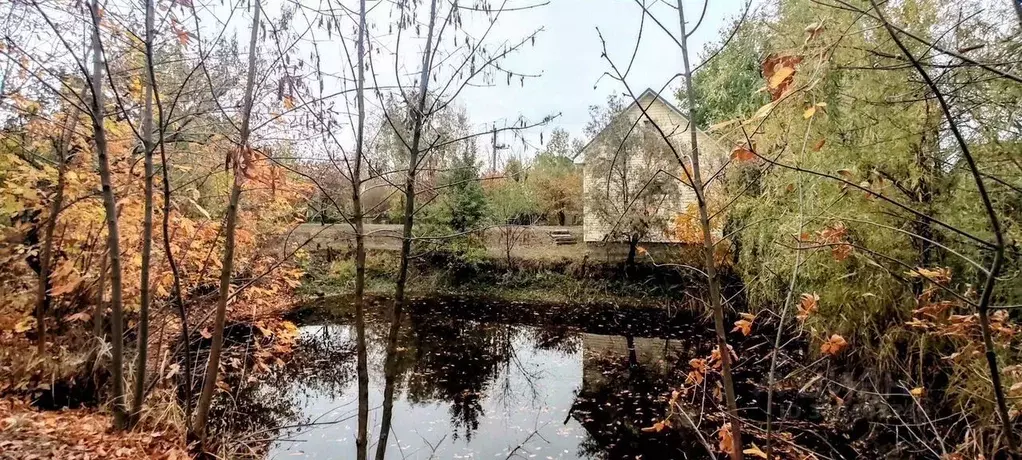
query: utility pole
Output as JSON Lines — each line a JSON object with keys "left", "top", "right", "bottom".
{"left": 491, "top": 123, "right": 507, "bottom": 173}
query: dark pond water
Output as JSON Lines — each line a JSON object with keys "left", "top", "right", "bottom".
{"left": 249, "top": 296, "right": 718, "bottom": 459}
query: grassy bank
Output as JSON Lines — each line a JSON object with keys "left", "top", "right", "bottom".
{"left": 298, "top": 246, "right": 725, "bottom": 309}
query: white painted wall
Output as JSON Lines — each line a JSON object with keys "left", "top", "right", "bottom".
{"left": 580, "top": 90, "right": 725, "bottom": 243}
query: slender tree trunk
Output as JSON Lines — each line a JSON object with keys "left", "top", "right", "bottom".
{"left": 765, "top": 120, "right": 812, "bottom": 460}
{"left": 160, "top": 133, "right": 192, "bottom": 428}
{"left": 352, "top": 0, "right": 370, "bottom": 458}
{"left": 676, "top": 1, "right": 743, "bottom": 458}
{"left": 376, "top": 2, "right": 440, "bottom": 458}
{"left": 130, "top": 0, "right": 157, "bottom": 426}
{"left": 153, "top": 34, "right": 193, "bottom": 435}
{"left": 192, "top": 0, "right": 261, "bottom": 439}
{"left": 89, "top": 0, "right": 128, "bottom": 429}
{"left": 626, "top": 233, "right": 638, "bottom": 269}
{"left": 93, "top": 248, "right": 107, "bottom": 340}
{"left": 34, "top": 123, "right": 73, "bottom": 354}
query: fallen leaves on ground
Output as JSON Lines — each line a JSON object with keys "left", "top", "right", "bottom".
{"left": 0, "top": 398, "right": 188, "bottom": 459}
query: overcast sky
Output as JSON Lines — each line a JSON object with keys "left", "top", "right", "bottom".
{"left": 446, "top": 0, "right": 750, "bottom": 167}
{"left": 194, "top": 0, "right": 754, "bottom": 167}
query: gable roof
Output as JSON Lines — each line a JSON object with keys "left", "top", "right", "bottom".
{"left": 572, "top": 88, "right": 689, "bottom": 164}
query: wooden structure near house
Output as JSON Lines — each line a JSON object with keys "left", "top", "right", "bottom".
{"left": 547, "top": 229, "right": 577, "bottom": 245}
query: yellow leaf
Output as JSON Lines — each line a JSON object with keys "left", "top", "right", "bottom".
{"left": 744, "top": 443, "right": 768, "bottom": 459}
{"left": 768, "top": 66, "right": 795, "bottom": 89}
{"left": 910, "top": 387, "right": 926, "bottom": 397}
{"left": 14, "top": 316, "right": 35, "bottom": 333}
{"left": 751, "top": 101, "right": 778, "bottom": 120}
{"left": 803, "top": 106, "right": 816, "bottom": 119}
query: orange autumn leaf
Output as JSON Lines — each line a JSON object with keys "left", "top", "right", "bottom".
{"left": 718, "top": 423, "right": 734, "bottom": 454}
{"left": 641, "top": 421, "right": 666, "bottom": 433}
{"left": 762, "top": 53, "right": 802, "bottom": 100}
{"left": 731, "top": 145, "right": 757, "bottom": 162}
{"left": 732, "top": 313, "right": 755, "bottom": 336}
{"left": 821, "top": 334, "right": 848, "bottom": 356}
{"left": 812, "top": 138, "right": 826, "bottom": 151}
{"left": 798, "top": 292, "right": 819, "bottom": 322}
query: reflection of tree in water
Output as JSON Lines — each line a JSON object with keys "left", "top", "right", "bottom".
{"left": 530, "top": 325, "right": 581, "bottom": 354}
{"left": 279, "top": 325, "right": 358, "bottom": 398}
{"left": 402, "top": 315, "right": 519, "bottom": 441}
{"left": 216, "top": 324, "right": 358, "bottom": 452}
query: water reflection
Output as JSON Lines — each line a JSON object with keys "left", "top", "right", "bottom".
{"left": 256, "top": 298, "right": 707, "bottom": 459}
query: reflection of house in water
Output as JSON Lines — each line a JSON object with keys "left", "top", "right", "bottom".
{"left": 571, "top": 333, "right": 704, "bottom": 459}
{"left": 580, "top": 333, "right": 683, "bottom": 389}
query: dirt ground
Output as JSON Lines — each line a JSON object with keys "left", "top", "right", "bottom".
{"left": 290, "top": 223, "right": 699, "bottom": 264}
{"left": 290, "top": 223, "right": 586, "bottom": 261}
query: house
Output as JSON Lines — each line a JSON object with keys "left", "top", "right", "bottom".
{"left": 576, "top": 88, "right": 725, "bottom": 244}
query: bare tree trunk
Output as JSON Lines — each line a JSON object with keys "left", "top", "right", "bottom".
{"left": 89, "top": 0, "right": 128, "bottom": 429}
{"left": 376, "top": 2, "right": 440, "bottom": 458}
{"left": 676, "top": 1, "right": 743, "bottom": 458}
{"left": 93, "top": 248, "right": 107, "bottom": 340}
{"left": 352, "top": 0, "right": 370, "bottom": 457}
{"left": 130, "top": 0, "right": 156, "bottom": 426}
{"left": 155, "top": 37, "right": 193, "bottom": 437}
{"left": 626, "top": 233, "right": 639, "bottom": 269}
{"left": 765, "top": 120, "right": 812, "bottom": 460}
{"left": 34, "top": 121, "right": 73, "bottom": 355}
{"left": 192, "top": 0, "right": 261, "bottom": 439}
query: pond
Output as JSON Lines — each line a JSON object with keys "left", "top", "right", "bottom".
{"left": 244, "top": 296, "right": 718, "bottom": 459}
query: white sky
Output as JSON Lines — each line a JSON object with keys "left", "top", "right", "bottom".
{"left": 4, "top": 0, "right": 751, "bottom": 168}
{"left": 447, "top": 0, "right": 751, "bottom": 166}
{"left": 277, "top": 0, "right": 755, "bottom": 169}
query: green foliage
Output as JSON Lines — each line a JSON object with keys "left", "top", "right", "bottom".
{"left": 504, "top": 158, "right": 526, "bottom": 182}
{"left": 679, "top": 17, "right": 770, "bottom": 129}
{"left": 417, "top": 148, "right": 487, "bottom": 259}
{"left": 706, "top": 0, "right": 1022, "bottom": 430}
{"left": 527, "top": 128, "right": 582, "bottom": 225}
{"left": 487, "top": 178, "right": 539, "bottom": 225}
